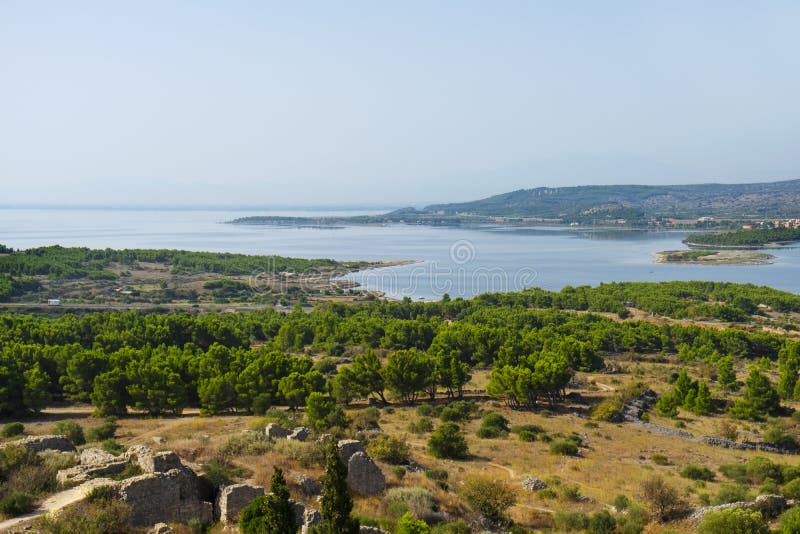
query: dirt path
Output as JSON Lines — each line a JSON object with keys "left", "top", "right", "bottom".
{"left": 488, "top": 462, "right": 515, "bottom": 479}
{"left": 0, "top": 478, "right": 114, "bottom": 533}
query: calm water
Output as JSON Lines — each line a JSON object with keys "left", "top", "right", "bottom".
{"left": 2, "top": 208, "right": 799, "bottom": 299}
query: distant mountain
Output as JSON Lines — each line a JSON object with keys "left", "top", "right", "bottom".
{"left": 422, "top": 179, "right": 800, "bottom": 220}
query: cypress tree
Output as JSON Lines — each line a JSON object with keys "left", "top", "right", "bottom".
{"left": 314, "top": 441, "right": 359, "bottom": 534}
{"left": 264, "top": 467, "right": 296, "bottom": 533}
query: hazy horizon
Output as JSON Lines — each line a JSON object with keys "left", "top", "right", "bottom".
{"left": 3, "top": 1, "right": 800, "bottom": 206}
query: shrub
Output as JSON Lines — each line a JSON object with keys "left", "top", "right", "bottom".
{"left": 384, "top": 487, "right": 437, "bottom": 521}
{"left": 273, "top": 439, "right": 325, "bottom": 468}
{"left": 424, "top": 469, "right": 448, "bottom": 482}
{"left": 713, "top": 484, "right": 751, "bottom": 505}
{"left": 396, "top": 512, "right": 431, "bottom": 534}
{"left": 640, "top": 476, "right": 686, "bottom": 521}
{"left": 680, "top": 464, "right": 715, "bottom": 481}
{"left": 416, "top": 404, "right": 438, "bottom": 417}
{"left": 201, "top": 459, "right": 248, "bottom": 487}
{"left": 350, "top": 406, "right": 381, "bottom": 432}
{"left": 408, "top": 417, "right": 434, "bottom": 434}
{"left": 697, "top": 507, "right": 769, "bottom": 534}
{"left": 783, "top": 465, "right": 800, "bottom": 484}
{"left": 427, "top": 423, "right": 469, "bottom": 460}
{"left": 615, "top": 503, "right": 646, "bottom": 534}
{"left": 651, "top": 453, "right": 670, "bottom": 465}
{"left": 217, "top": 433, "right": 273, "bottom": 458}
{"left": 54, "top": 419, "right": 85, "bottom": 446}
{"left": 459, "top": 477, "right": 516, "bottom": 524}
{"left": 476, "top": 412, "right": 510, "bottom": 439}
{"left": 0, "top": 491, "right": 35, "bottom": 517}
{"left": 439, "top": 400, "right": 478, "bottom": 422}
{"left": 553, "top": 510, "right": 589, "bottom": 532}
{"left": 101, "top": 439, "right": 125, "bottom": 456}
{"left": 391, "top": 466, "right": 406, "bottom": 480}
{"left": 34, "top": 499, "right": 132, "bottom": 532}
{"left": 719, "top": 463, "right": 748, "bottom": 484}
{"left": 588, "top": 510, "right": 617, "bottom": 534}
{"left": 366, "top": 434, "right": 410, "bottom": 465}
{"left": 613, "top": 494, "right": 630, "bottom": 511}
{"left": 517, "top": 430, "right": 538, "bottom": 442}
{"left": 1, "top": 422, "right": 24, "bottom": 438}
{"left": 779, "top": 507, "right": 800, "bottom": 534}
{"left": 550, "top": 440, "right": 579, "bottom": 456}
{"left": 86, "top": 417, "right": 118, "bottom": 442}
{"left": 782, "top": 478, "right": 800, "bottom": 500}
{"left": 745, "top": 456, "right": 782, "bottom": 484}
{"left": 87, "top": 485, "right": 119, "bottom": 503}
{"left": 763, "top": 426, "right": 798, "bottom": 450}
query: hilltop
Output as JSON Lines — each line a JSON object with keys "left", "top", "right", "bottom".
{"left": 230, "top": 179, "right": 800, "bottom": 227}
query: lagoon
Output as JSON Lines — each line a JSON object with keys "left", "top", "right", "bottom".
{"left": 1, "top": 208, "right": 799, "bottom": 299}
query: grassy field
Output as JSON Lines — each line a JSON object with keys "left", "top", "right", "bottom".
{"left": 7, "top": 352, "right": 798, "bottom": 532}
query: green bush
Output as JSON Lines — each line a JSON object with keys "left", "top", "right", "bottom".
{"left": 680, "top": 464, "right": 716, "bottom": 481}
{"left": 87, "top": 485, "right": 119, "bottom": 503}
{"left": 391, "top": 466, "right": 406, "bottom": 480}
{"left": 384, "top": 487, "right": 437, "bottom": 521}
{"left": 613, "top": 494, "right": 630, "bottom": 511}
{"left": 201, "top": 459, "right": 247, "bottom": 487}
{"left": 779, "top": 507, "right": 800, "bottom": 534}
{"left": 54, "top": 419, "right": 85, "bottom": 446}
{"left": 416, "top": 404, "right": 438, "bottom": 417}
{"left": 697, "top": 507, "right": 769, "bottom": 534}
{"left": 101, "top": 439, "right": 125, "bottom": 455}
{"left": 714, "top": 484, "right": 751, "bottom": 505}
{"left": 408, "top": 417, "right": 434, "bottom": 434}
{"left": 553, "top": 510, "right": 588, "bottom": 532}
{"left": 763, "top": 426, "right": 798, "bottom": 449}
{"left": 439, "top": 400, "right": 478, "bottom": 422}
{"left": 651, "top": 453, "right": 670, "bottom": 465}
{"left": 719, "top": 463, "right": 748, "bottom": 484}
{"left": 745, "top": 456, "right": 782, "bottom": 484}
{"left": 427, "top": 423, "right": 469, "bottom": 460}
{"left": 86, "top": 418, "right": 118, "bottom": 442}
{"left": 782, "top": 478, "right": 800, "bottom": 500}
{"left": 588, "top": 510, "right": 617, "bottom": 534}
{"left": 459, "top": 477, "right": 516, "bottom": 524}
{"left": 1, "top": 422, "right": 24, "bottom": 438}
{"left": 550, "top": 440, "right": 579, "bottom": 456}
{"left": 396, "top": 511, "right": 430, "bottom": 534}
{"left": 366, "top": 434, "right": 410, "bottom": 465}
{"left": 476, "top": 412, "right": 510, "bottom": 439}
{"left": 517, "top": 430, "right": 538, "bottom": 442}
{"left": 0, "top": 491, "right": 35, "bottom": 517}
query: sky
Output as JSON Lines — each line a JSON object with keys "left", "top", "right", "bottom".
{"left": 1, "top": 1, "right": 799, "bottom": 208}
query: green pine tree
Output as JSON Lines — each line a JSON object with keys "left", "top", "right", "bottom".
{"left": 717, "top": 356, "right": 738, "bottom": 391}
{"left": 693, "top": 381, "right": 713, "bottom": 415}
{"left": 264, "top": 467, "right": 296, "bottom": 533}
{"left": 313, "top": 441, "right": 359, "bottom": 534}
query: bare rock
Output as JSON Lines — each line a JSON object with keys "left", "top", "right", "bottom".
{"left": 265, "top": 423, "right": 292, "bottom": 440}
{"left": 7, "top": 435, "right": 76, "bottom": 453}
{"left": 124, "top": 444, "right": 154, "bottom": 462}
{"left": 80, "top": 447, "right": 118, "bottom": 466}
{"left": 301, "top": 508, "right": 322, "bottom": 534}
{"left": 337, "top": 439, "right": 366, "bottom": 464}
{"left": 149, "top": 523, "right": 173, "bottom": 534}
{"left": 118, "top": 467, "right": 213, "bottom": 526}
{"left": 346, "top": 451, "right": 385, "bottom": 495}
{"left": 139, "top": 451, "right": 183, "bottom": 474}
{"left": 296, "top": 474, "right": 322, "bottom": 496}
{"left": 521, "top": 477, "right": 548, "bottom": 491}
{"left": 289, "top": 427, "right": 311, "bottom": 441}
{"left": 214, "top": 483, "right": 265, "bottom": 523}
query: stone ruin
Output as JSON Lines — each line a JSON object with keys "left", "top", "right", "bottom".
{"left": 521, "top": 476, "right": 548, "bottom": 491}
{"left": 337, "top": 439, "right": 386, "bottom": 496}
{"left": 265, "top": 422, "right": 312, "bottom": 442}
{"left": 1, "top": 434, "right": 76, "bottom": 453}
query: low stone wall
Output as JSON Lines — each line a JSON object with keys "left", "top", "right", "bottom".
{"left": 2, "top": 435, "right": 76, "bottom": 453}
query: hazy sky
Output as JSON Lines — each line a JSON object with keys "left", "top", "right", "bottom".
{"left": 2, "top": 1, "right": 799, "bottom": 208}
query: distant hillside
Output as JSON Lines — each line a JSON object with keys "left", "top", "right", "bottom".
{"left": 423, "top": 179, "right": 800, "bottom": 221}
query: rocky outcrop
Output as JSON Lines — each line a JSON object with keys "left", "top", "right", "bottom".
{"left": 265, "top": 423, "right": 292, "bottom": 439}
{"left": 214, "top": 483, "right": 265, "bottom": 523}
{"left": 521, "top": 477, "right": 548, "bottom": 491}
{"left": 4, "top": 435, "right": 76, "bottom": 453}
{"left": 289, "top": 427, "right": 311, "bottom": 441}
{"left": 337, "top": 439, "right": 366, "bottom": 464}
{"left": 346, "top": 451, "right": 385, "bottom": 495}
{"left": 56, "top": 456, "right": 128, "bottom": 485}
{"left": 296, "top": 473, "right": 322, "bottom": 496}
{"left": 621, "top": 390, "right": 658, "bottom": 422}
{"left": 80, "top": 447, "right": 118, "bottom": 466}
{"left": 300, "top": 507, "right": 322, "bottom": 534}
{"left": 117, "top": 466, "right": 213, "bottom": 526}
{"left": 149, "top": 523, "right": 173, "bottom": 534}
{"left": 139, "top": 451, "right": 183, "bottom": 474}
